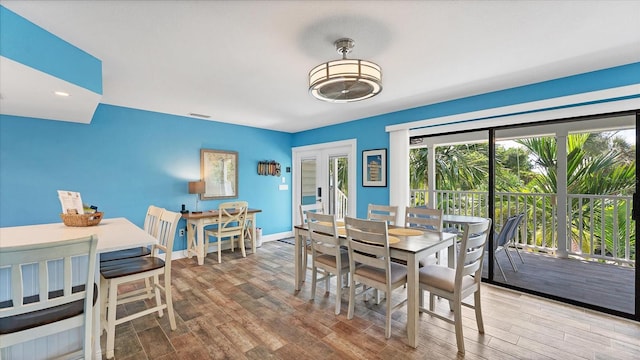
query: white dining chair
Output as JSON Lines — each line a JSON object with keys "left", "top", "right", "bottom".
{"left": 418, "top": 218, "right": 492, "bottom": 354}
{"left": 299, "top": 202, "right": 325, "bottom": 280}
{"left": 205, "top": 201, "right": 249, "bottom": 263}
{"left": 100, "top": 205, "right": 163, "bottom": 262}
{"left": 307, "top": 212, "right": 350, "bottom": 315}
{"left": 99, "top": 210, "right": 181, "bottom": 359}
{"left": 345, "top": 216, "right": 407, "bottom": 339}
{"left": 0, "top": 235, "right": 99, "bottom": 360}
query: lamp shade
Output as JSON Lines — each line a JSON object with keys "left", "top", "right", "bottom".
{"left": 188, "top": 181, "right": 205, "bottom": 194}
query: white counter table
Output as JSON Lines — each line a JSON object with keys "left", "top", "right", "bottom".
{"left": 0, "top": 217, "right": 157, "bottom": 360}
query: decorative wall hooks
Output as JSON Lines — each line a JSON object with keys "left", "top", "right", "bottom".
{"left": 257, "top": 160, "right": 281, "bottom": 176}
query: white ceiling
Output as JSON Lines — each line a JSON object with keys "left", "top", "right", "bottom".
{"left": 1, "top": 0, "right": 639, "bottom": 133}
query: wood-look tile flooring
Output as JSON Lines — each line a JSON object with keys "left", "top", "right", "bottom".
{"left": 101, "top": 240, "right": 640, "bottom": 359}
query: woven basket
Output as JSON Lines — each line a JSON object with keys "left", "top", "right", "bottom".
{"left": 60, "top": 212, "right": 104, "bottom": 227}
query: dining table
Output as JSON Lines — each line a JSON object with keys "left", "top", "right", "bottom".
{"left": 0, "top": 217, "right": 158, "bottom": 360}
{"left": 183, "top": 208, "right": 262, "bottom": 265}
{"left": 293, "top": 223, "right": 458, "bottom": 348}
{"left": 442, "top": 214, "right": 487, "bottom": 225}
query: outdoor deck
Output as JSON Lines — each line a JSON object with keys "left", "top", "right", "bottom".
{"left": 484, "top": 249, "right": 635, "bottom": 314}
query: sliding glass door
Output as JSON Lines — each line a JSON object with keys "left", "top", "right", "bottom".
{"left": 410, "top": 111, "right": 637, "bottom": 319}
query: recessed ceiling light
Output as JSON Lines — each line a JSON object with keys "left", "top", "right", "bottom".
{"left": 54, "top": 91, "right": 70, "bottom": 97}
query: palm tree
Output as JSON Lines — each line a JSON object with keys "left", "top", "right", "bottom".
{"left": 517, "top": 133, "right": 635, "bottom": 259}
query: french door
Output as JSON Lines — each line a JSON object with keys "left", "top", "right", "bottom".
{"left": 292, "top": 139, "right": 357, "bottom": 226}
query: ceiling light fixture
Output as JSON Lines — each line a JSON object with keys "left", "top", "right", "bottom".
{"left": 309, "top": 38, "right": 382, "bottom": 103}
{"left": 53, "top": 91, "right": 70, "bottom": 97}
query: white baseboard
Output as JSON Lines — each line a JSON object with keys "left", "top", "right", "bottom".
{"left": 171, "top": 230, "right": 294, "bottom": 260}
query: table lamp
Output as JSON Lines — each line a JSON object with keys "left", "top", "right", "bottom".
{"left": 188, "top": 181, "right": 205, "bottom": 214}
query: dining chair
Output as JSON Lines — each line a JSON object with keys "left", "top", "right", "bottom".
{"left": 405, "top": 206, "right": 444, "bottom": 266}
{"left": 99, "top": 210, "right": 181, "bottom": 359}
{"left": 493, "top": 213, "right": 524, "bottom": 281}
{"left": 367, "top": 204, "right": 398, "bottom": 225}
{"left": 307, "top": 212, "right": 350, "bottom": 315}
{"left": 507, "top": 213, "right": 526, "bottom": 264}
{"left": 299, "top": 203, "right": 325, "bottom": 280}
{"left": 0, "top": 235, "right": 99, "bottom": 360}
{"left": 99, "top": 205, "right": 163, "bottom": 262}
{"left": 418, "top": 218, "right": 492, "bottom": 354}
{"left": 344, "top": 216, "right": 407, "bottom": 339}
{"left": 205, "top": 201, "right": 249, "bottom": 263}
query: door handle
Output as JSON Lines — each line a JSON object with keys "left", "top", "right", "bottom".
{"left": 633, "top": 192, "right": 639, "bottom": 221}
{"left": 317, "top": 187, "right": 322, "bottom": 198}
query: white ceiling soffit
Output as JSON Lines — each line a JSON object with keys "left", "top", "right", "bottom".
{"left": 0, "top": 56, "right": 101, "bottom": 124}
{"left": 1, "top": 1, "right": 639, "bottom": 132}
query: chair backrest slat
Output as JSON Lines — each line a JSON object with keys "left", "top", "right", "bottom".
{"left": 218, "top": 201, "right": 248, "bottom": 230}
{"left": 345, "top": 216, "right": 390, "bottom": 279}
{"left": 307, "top": 212, "right": 341, "bottom": 261}
{"left": 0, "top": 235, "right": 98, "bottom": 317}
{"left": 405, "top": 206, "right": 443, "bottom": 232}
{"left": 300, "top": 203, "right": 324, "bottom": 225}
{"left": 456, "top": 219, "right": 492, "bottom": 281}
{"left": 367, "top": 204, "right": 398, "bottom": 225}
{"left": 144, "top": 205, "right": 164, "bottom": 238}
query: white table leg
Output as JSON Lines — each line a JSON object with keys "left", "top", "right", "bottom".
{"left": 186, "top": 220, "right": 194, "bottom": 259}
{"left": 406, "top": 253, "right": 419, "bottom": 348}
{"left": 196, "top": 220, "right": 205, "bottom": 265}
{"left": 251, "top": 214, "right": 257, "bottom": 254}
{"left": 294, "top": 228, "right": 302, "bottom": 291}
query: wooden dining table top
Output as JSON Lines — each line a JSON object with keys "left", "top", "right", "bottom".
{"left": 295, "top": 223, "right": 456, "bottom": 253}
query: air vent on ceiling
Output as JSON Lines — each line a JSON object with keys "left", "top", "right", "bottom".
{"left": 188, "top": 113, "right": 211, "bottom": 119}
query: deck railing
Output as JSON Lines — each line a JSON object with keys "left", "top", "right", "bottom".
{"left": 335, "top": 189, "right": 348, "bottom": 219}
{"left": 410, "top": 189, "right": 635, "bottom": 266}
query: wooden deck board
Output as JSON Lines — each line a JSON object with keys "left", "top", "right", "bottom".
{"left": 485, "top": 249, "right": 635, "bottom": 313}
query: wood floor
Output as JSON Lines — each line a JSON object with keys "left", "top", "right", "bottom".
{"left": 486, "top": 250, "right": 635, "bottom": 314}
{"left": 101, "top": 240, "right": 640, "bottom": 360}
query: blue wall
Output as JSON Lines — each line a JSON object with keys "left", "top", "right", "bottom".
{"left": 0, "top": 105, "right": 293, "bottom": 251}
{"left": 0, "top": 6, "right": 102, "bottom": 94}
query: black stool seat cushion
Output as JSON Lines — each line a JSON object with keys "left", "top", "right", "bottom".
{"left": 0, "top": 283, "right": 98, "bottom": 335}
{"left": 100, "top": 257, "right": 165, "bottom": 279}
{"left": 100, "top": 247, "right": 151, "bottom": 262}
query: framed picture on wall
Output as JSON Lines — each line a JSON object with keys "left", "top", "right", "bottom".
{"left": 362, "top": 148, "right": 387, "bottom": 187}
{"left": 200, "top": 149, "right": 238, "bottom": 199}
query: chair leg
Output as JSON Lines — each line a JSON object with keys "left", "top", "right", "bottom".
{"left": 474, "top": 289, "right": 484, "bottom": 334}
{"left": 503, "top": 247, "right": 518, "bottom": 271}
{"left": 325, "top": 270, "right": 330, "bottom": 292}
{"left": 165, "top": 276, "right": 177, "bottom": 330}
{"left": 311, "top": 265, "right": 318, "bottom": 300}
{"left": 217, "top": 237, "right": 222, "bottom": 263}
{"left": 512, "top": 242, "right": 525, "bottom": 263}
{"left": 385, "top": 286, "right": 392, "bottom": 338}
{"left": 302, "top": 241, "right": 308, "bottom": 282}
{"left": 240, "top": 234, "right": 247, "bottom": 258}
{"left": 347, "top": 275, "right": 356, "bottom": 320}
{"left": 453, "top": 295, "right": 465, "bottom": 354}
{"left": 99, "top": 277, "right": 108, "bottom": 334}
{"left": 105, "top": 280, "right": 118, "bottom": 359}
{"left": 495, "top": 253, "right": 508, "bottom": 282}
{"left": 335, "top": 271, "right": 342, "bottom": 315}
{"left": 154, "top": 274, "right": 163, "bottom": 318}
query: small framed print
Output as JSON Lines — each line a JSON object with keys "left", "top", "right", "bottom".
{"left": 362, "top": 148, "right": 387, "bottom": 187}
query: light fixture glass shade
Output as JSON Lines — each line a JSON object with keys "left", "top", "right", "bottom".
{"left": 309, "top": 59, "right": 382, "bottom": 103}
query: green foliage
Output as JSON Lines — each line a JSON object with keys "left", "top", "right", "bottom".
{"left": 410, "top": 131, "right": 636, "bottom": 262}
